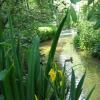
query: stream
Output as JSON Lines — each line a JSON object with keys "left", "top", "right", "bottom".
{"left": 40, "top": 30, "right": 100, "bottom": 100}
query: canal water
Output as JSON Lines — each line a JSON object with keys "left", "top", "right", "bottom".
{"left": 40, "top": 33, "right": 100, "bottom": 100}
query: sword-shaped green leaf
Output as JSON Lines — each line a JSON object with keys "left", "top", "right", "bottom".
{"left": 0, "top": 69, "right": 13, "bottom": 100}
{"left": 75, "top": 71, "right": 86, "bottom": 100}
{"left": 27, "top": 35, "right": 40, "bottom": 100}
{"left": 70, "top": 69, "right": 76, "bottom": 100}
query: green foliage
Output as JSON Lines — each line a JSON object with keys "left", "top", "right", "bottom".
{"left": 0, "top": 7, "right": 68, "bottom": 100}
{"left": 69, "top": 6, "right": 77, "bottom": 22}
{"left": 70, "top": 69, "right": 76, "bottom": 100}
{"left": 0, "top": 69, "right": 14, "bottom": 100}
{"left": 75, "top": 71, "right": 86, "bottom": 100}
{"left": 0, "top": 0, "right": 95, "bottom": 100}
{"left": 64, "top": 5, "right": 77, "bottom": 28}
{"left": 74, "top": 20, "right": 100, "bottom": 58}
{"left": 38, "top": 26, "right": 57, "bottom": 42}
{"left": 69, "top": 70, "right": 95, "bottom": 100}
{"left": 0, "top": 0, "right": 54, "bottom": 44}
{"left": 27, "top": 35, "right": 40, "bottom": 100}
{"left": 46, "top": 13, "right": 68, "bottom": 76}
{"left": 87, "top": 0, "right": 100, "bottom": 29}
{"left": 73, "top": 34, "right": 80, "bottom": 49}
{"left": 74, "top": 21, "right": 95, "bottom": 50}
{"left": 77, "top": 0, "right": 100, "bottom": 58}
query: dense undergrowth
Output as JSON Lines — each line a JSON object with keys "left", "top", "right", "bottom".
{"left": 74, "top": 24, "right": 100, "bottom": 58}
{"left": 73, "top": 21, "right": 100, "bottom": 56}
{"left": 73, "top": 0, "right": 100, "bottom": 59}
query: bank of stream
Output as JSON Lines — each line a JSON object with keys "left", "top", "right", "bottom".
{"left": 40, "top": 33, "right": 100, "bottom": 100}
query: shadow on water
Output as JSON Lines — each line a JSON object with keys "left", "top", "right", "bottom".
{"left": 40, "top": 34, "right": 100, "bottom": 100}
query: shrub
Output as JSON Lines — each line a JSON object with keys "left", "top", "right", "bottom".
{"left": 38, "top": 26, "right": 57, "bottom": 42}
{"left": 74, "top": 21, "right": 97, "bottom": 50}
{"left": 73, "top": 20, "right": 100, "bottom": 58}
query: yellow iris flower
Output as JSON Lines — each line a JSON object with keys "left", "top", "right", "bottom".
{"left": 49, "top": 68, "right": 56, "bottom": 82}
